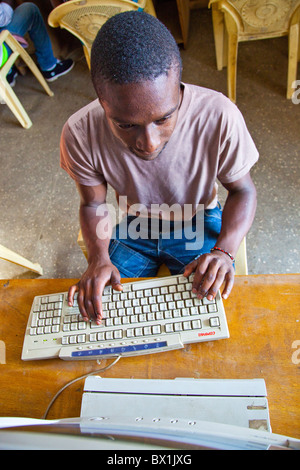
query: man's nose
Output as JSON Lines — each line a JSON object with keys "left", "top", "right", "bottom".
{"left": 136, "top": 125, "right": 161, "bottom": 154}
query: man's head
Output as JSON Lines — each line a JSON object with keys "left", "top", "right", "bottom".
{"left": 90, "top": 11, "right": 183, "bottom": 161}
{"left": 91, "top": 11, "right": 182, "bottom": 92}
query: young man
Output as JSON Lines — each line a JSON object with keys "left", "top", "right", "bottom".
{"left": 0, "top": 1, "right": 74, "bottom": 85}
{"left": 60, "top": 12, "right": 258, "bottom": 324}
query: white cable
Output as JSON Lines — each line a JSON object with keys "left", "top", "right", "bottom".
{"left": 42, "top": 356, "right": 121, "bottom": 419}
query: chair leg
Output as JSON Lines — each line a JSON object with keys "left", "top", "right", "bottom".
{"left": 16, "top": 48, "right": 54, "bottom": 97}
{"left": 0, "top": 79, "right": 32, "bottom": 129}
{"left": 287, "top": 21, "right": 299, "bottom": 99}
{"left": 176, "top": 0, "right": 190, "bottom": 49}
{"left": 83, "top": 45, "right": 91, "bottom": 69}
{"left": 211, "top": 5, "right": 226, "bottom": 70}
{"left": 223, "top": 12, "right": 239, "bottom": 103}
{"left": 235, "top": 237, "right": 248, "bottom": 276}
{"left": 5, "top": 32, "right": 54, "bottom": 97}
{"left": 0, "top": 244, "right": 43, "bottom": 275}
{"left": 226, "top": 32, "right": 238, "bottom": 103}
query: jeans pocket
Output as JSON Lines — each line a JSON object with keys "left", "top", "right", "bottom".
{"left": 109, "top": 240, "right": 154, "bottom": 278}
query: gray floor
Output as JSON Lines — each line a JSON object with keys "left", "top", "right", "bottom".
{"left": 0, "top": 8, "right": 299, "bottom": 280}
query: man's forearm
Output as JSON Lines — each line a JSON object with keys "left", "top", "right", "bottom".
{"left": 79, "top": 203, "right": 113, "bottom": 264}
{"left": 216, "top": 181, "right": 257, "bottom": 257}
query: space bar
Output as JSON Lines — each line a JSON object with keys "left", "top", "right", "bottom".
{"left": 59, "top": 334, "right": 184, "bottom": 360}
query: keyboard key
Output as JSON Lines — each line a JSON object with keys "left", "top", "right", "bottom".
{"left": 208, "top": 304, "right": 217, "bottom": 313}
{"left": 192, "top": 319, "right": 201, "bottom": 329}
{"left": 126, "top": 328, "right": 134, "bottom": 338}
{"left": 89, "top": 333, "right": 97, "bottom": 342}
{"left": 152, "top": 325, "right": 161, "bottom": 334}
{"left": 143, "top": 326, "right": 152, "bottom": 335}
{"left": 209, "top": 317, "right": 220, "bottom": 327}
{"left": 113, "top": 330, "right": 123, "bottom": 339}
{"left": 183, "top": 321, "right": 192, "bottom": 330}
{"left": 165, "top": 323, "right": 173, "bottom": 333}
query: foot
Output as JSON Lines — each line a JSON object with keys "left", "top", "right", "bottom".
{"left": 7, "top": 67, "right": 18, "bottom": 87}
{"left": 42, "top": 59, "right": 74, "bottom": 82}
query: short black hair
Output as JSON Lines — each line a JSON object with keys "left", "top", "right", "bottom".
{"left": 91, "top": 11, "right": 182, "bottom": 92}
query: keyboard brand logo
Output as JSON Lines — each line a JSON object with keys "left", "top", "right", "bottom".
{"left": 198, "top": 331, "right": 215, "bottom": 337}
{"left": 291, "top": 340, "right": 300, "bottom": 365}
{"left": 0, "top": 340, "right": 6, "bottom": 364}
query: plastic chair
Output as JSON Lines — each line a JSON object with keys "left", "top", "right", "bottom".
{"left": 48, "top": 0, "right": 156, "bottom": 69}
{"left": 0, "top": 30, "right": 54, "bottom": 129}
{"left": 209, "top": 0, "right": 300, "bottom": 101}
{"left": 77, "top": 229, "right": 248, "bottom": 276}
{"left": 0, "top": 244, "right": 43, "bottom": 275}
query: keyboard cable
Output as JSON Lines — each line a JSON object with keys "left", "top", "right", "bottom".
{"left": 42, "top": 355, "right": 121, "bottom": 420}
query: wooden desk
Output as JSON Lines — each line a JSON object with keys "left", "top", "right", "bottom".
{"left": 0, "top": 275, "right": 299, "bottom": 439}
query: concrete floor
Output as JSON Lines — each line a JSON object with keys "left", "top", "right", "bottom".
{"left": 0, "top": 8, "right": 299, "bottom": 280}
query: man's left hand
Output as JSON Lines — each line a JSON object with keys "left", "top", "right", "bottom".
{"left": 183, "top": 250, "right": 235, "bottom": 300}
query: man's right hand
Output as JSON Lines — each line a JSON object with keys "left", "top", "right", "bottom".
{"left": 67, "top": 260, "right": 123, "bottom": 324}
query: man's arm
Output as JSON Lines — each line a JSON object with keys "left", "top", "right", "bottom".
{"left": 68, "top": 182, "right": 122, "bottom": 324}
{"left": 184, "top": 171, "right": 257, "bottom": 300}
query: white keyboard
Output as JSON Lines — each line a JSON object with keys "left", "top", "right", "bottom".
{"left": 21, "top": 274, "right": 229, "bottom": 361}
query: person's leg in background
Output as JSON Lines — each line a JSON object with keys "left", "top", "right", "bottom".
{"left": 1, "top": 2, "right": 73, "bottom": 84}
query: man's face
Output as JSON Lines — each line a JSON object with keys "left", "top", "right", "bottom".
{"left": 99, "top": 68, "right": 182, "bottom": 161}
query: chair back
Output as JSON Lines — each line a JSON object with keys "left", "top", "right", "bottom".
{"left": 209, "top": 0, "right": 300, "bottom": 100}
{"left": 209, "top": 0, "right": 300, "bottom": 40}
{"left": 48, "top": 0, "right": 146, "bottom": 68}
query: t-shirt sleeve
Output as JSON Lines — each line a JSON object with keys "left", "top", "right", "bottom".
{"left": 60, "top": 120, "right": 106, "bottom": 186}
{"left": 216, "top": 99, "right": 259, "bottom": 184}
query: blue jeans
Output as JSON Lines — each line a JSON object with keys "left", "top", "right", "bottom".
{"left": 109, "top": 205, "right": 222, "bottom": 278}
{"left": 0, "top": 3, "right": 57, "bottom": 71}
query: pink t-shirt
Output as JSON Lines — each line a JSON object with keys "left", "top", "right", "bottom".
{"left": 60, "top": 83, "right": 258, "bottom": 218}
